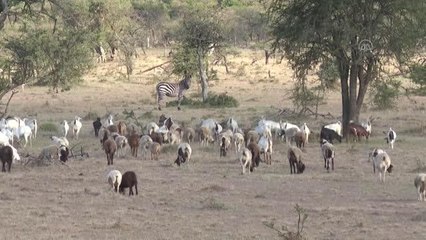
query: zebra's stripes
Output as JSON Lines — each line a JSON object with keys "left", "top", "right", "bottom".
{"left": 156, "top": 75, "right": 191, "bottom": 110}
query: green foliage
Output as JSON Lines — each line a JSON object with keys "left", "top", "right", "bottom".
{"left": 39, "top": 122, "right": 58, "bottom": 133}
{"left": 289, "top": 79, "right": 325, "bottom": 114}
{"left": 410, "top": 63, "right": 426, "bottom": 93}
{"left": 166, "top": 92, "right": 239, "bottom": 108}
{"left": 171, "top": 46, "right": 198, "bottom": 76}
{"left": 317, "top": 59, "right": 339, "bottom": 90}
{"left": 369, "top": 78, "right": 401, "bottom": 110}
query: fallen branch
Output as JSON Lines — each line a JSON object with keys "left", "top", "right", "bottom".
{"left": 140, "top": 60, "right": 172, "bottom": 74}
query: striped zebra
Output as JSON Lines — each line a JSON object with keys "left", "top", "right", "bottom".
{"left": 156, "top": 75, "right": 191, "bottom": 110}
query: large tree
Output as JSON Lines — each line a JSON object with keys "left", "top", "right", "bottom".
{"left": 268, "top": 0, "right": 426, "bottom": 136}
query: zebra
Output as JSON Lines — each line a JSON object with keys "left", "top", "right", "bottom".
{"left": 156, "top": 75, "right": 191, "bottom": 111}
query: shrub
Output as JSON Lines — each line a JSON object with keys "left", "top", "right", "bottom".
{"left": 166, "top": 92, "right": 239, "bottom": 108}
{"left": 369, "top": 78, "right": 401, "bottom": 110}
{"left": 39, "top": 122, "right": 58, "bottom": 133}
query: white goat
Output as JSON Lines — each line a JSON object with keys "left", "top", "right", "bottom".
{"left": 226, "top": 117, "right": 239, "bottom": 133}
{"left": 113, "top": 134, "right": 128, "bottom": 157}
{"left": 239, "top": 147, "right": 253, "bottom": 174}
{"left": 14, "top": 125, "right": 32, "bottom": 147}
{"left": 258, "top": 119, "right": 281, "bottom": 139}
{"left": 414, "top": 173, "right": 426, "bottom": 201}
{"left": 107, "top": 170, "right": 122, "bottom": 193}
{"left": 320, "top": 139, "right": 335, "bottom": 172}
{"left": 301, "top": 123, "right": 310, "bottom": 143}
{"left": 361, "top": 120, "right": 372, "bottom": 136}
{"left": 324, "top": 121, "right": 342, "bottom": 136}
{"left": 385, "top": 128, "right": 397, "bottom": 149}
{"left": 51, "top": 136, "right": 70, "bottom": 147}
{"left": 106, "top": 114, "right": 114, "bottom": 127}
{"left": 145, "top": 122, "right": 160, "bottom": 135}
{"left": 24, "top": 118, "right": 38, "bottom": 138}
{"left": 72, "top": 116, "right": 82, "bottom": 140}
{"left": 258, "top": 135, "right": 273, "bottom": 165}
{"left": 61, "top": 120, "right": 70, "bottom": 137}
{"left": 372, "top": 150, "right": 393, "bottom": 183}
{"left": 140, "top": 135, "right": 153, "bottom": 160}
{"left": 0, "top": 129, "right": 13, "bottom": 145}
{"left": 233, "top": 132, "right": 245, "bottom": 155}
{"left": 0, "top": 117, "right": 22, "bottom": 133}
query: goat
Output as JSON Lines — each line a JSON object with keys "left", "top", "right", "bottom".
{"left": 368, "top": 148, "right": 384, "bottom": 162}
{"left": 279, "top": 127, "right": 299, "bottom": 144}
{"left": 23, "top": 118, "right": 38, "bottom": 139}
{"left": 140, "top": 135, "right": 153, "bottom": 160}
{"left": 385, "top": 128, "right": 397, "bottom": 149}
{"left": 0, "top": 145, "right": 13, "bottom": 172}
{"left": 301, "top": 123, "right": 310, "bottom": 143}
{"left": 168, "top": 128, "right": 182, "bottom": 145}
{"left": 150, "top": 131, "right": 164, "bottom": 145}
{"left": 320, "top": 126, "right": 342, "bottom": 144}
{"left": 51, "top": 136, "right": 69, "bottom": 147}
{"left": 149, "top": 142, "right": 161, "bottom": 160}
{"left": 414, "top": 173, "right": 426, "bottom": 201}
{"left": 119, "top": 171, "right": 138, "bottom": 196}
{"left": 127, "top": 133, "right": 140, "bottom": 157}
{"left": 107, "top": 170, "right": 122, "bottom": 193}
{"left": 93, "top": 117, "right": 102, "bottom": 137}
{"left": 294, "top": 131, "right": 306, "bottom": 149}
{"left": 324, "top": 121, "right": 342, "bottom": 136}
{"left": 258, "top": 118, "right": 282, "bottom": 139}
{"left": 348, "top": 123, "right": 369, "bottom": 142}
{"left": 61, "top": 120, "right": 70, "bottom": 137}
{"left": 58, "top": 145, "right": 70, "bottom": 162}
{"left": 175, "top": 143, "right": 192, "bottom": 166}
{"left": 226, "top": 117, "right": 239, "bottom": 133}
{"left": 101, "top": 130, "right": 117, "bottom": 165}
{"left": 112, "top": 134, "right": 128, "bottom": 158}
{"left": 199, "top": 127, "right": 214, "bottom": 146}
{"left": 361, "top": 117, "right": 374, "bottom": 136}
{"left": 247, "top": 142, "right": 261, "bottom": 168}
{"left": 320, "top": 139, "right": 335, "bottom": 172}
{"left": 72, "top": 116, "right": 82, "bottom": 140}
{"left": 288, "top": 146, "right": 305, "bottom": 174}
{"left": 0, "top": 129, "right": 13, "bottom": 145}
{"left": 220, "top": 135, "right": 231, "bottom": 157}
{"left": 372, "top": 150, "right": 393, "bottom": 183}
{"left": 239, "top": 147, "right": 253, "bottom": 174}
{"left": 3, "top": 143, "right": 20, "bottom": 164}
{"left": 117, "top": 121, "right": 127, "bottom": 136}
{"left": 258, "top": 135, "right": 272, "bottom": 165}
{"left": 183, "top": 127, "right": 196, "bottom": 144}
{"left": 245, "top": 130, "right": 259, "bottom": 146}
{"left": 14, "top": 124, "right": 32, "bottom": 147}
{"left": 106, "top": 114, "right": 114, "bottom": 127}
{"left": 233, "top": 132, "right": 245, "bottom": 155}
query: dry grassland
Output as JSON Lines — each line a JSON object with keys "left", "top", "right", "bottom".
{"left": 0, "top": 49, "right": 425, "bottom": 240}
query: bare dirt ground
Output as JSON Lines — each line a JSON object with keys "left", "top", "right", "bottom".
{"left": 0, "top": 49, "right": 426, "bottom": 240}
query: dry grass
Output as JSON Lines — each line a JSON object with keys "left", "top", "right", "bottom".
{"left": 0, "top": 48, "right": 425, "bottom": 239}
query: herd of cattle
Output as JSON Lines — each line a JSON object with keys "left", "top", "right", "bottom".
{"left": 0, "top": 113, "right": 425, "bottom": 201}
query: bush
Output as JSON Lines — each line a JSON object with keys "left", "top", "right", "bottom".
{"left": 369, "top": 78, "right": 401, "bottom": 110}
{"left": 166, "top": 92, "right": 239, "bottom": 108}
{"left": 39, "top": 122, "right": 58, "bottom": 133}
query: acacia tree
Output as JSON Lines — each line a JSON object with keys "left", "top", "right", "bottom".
{"left": 268, "top": 0, "right": 425, "bottom": 136}
{"left": 176, "top": 9, "right": 224, "bottom": 101}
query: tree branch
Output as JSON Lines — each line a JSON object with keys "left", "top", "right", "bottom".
{"left": 0, "top": 88, "right": 20, "bottom": 118}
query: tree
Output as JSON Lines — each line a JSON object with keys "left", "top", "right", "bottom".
{"left": 268, "top": 0, "right": 426, "bottom": 137}
{"left": 175, "top": 8, "right": 224, "bottom": 101}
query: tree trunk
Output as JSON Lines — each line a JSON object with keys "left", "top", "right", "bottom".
{"left": 354, "top": 57, "right": 375, "bottom": 119}
{"left": 197, "top": 48, "right": 208, "bottom": 102}
{"left": 337, "top": 51, "right": 350, "bottom": 138}
{"left": 349, "top": 41, "right": 359, "bottom": 123}
{"left": 0, "top": 0, "right": 8, "bottom": 30}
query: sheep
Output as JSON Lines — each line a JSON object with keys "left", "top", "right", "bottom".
{"left": 247, "top": 142, "right": 261, "bottom": 168}
{"left": 0, "top": 145, "right": 13, "bottom": 172}
{"left": 245, "top": 130, "right": 259, "bottom": 146}
{"left": 117, "top": 121, "right": 127, "bottom": 136}
{"left": 279, "top": 127, "right": 299, "bottom": 143}
{"left": 220, "top": 135, "right": 231, "bottom": 157}
{"left": 101, "top": 130, "right": 117, "bottom": 165}
{"left": 107, "top": 170, "right": 122, "bottom": 193}
{"left": 320, "top": 126, "right": 342, "bottom": 144}
{"left": 199, "top": 126, "right": 214, "bottom": 146}
{"left": 140, "top": 135, "right": 153, "bottom": 160}
{"left": 61, "top": 120, "right": 70, "bottom": 137}
{"left": 183, "top": 127, "right": 196, "bottom": 143}
{"left": 149, "top": 142, "right": 161, "bottom": 160}
{"left": 226, "top": 117, "right": 239, "bottom": 133}
{"left": 106, "top": 124, "right": 118, "bottom": 133}
{"left": 294, "top": 131, "right": 306, "bottom": 149}
{"left": 320, "top": 139, "right": 335, "bottom": 172}
{"left": 119, "top": 171, "right": 138, "bottom": 196}
{"left": 348, "top": 123, "right": 369, "bottom": 142}
{"left": 385, "top": 127, "right": 397, "bottom": 149}
{"left": 175, "top": 142, "right": 192, "bottom": 166}
{"left": 324, "top": 120, "right": 342, "bottom": 136}
{"left": 414, "top": 173, "right": 426, "bottom": 201}
{"left": 301, "top": 123, "right": 310, "bottom": 143}
{"left": 113, "top": 134, "right": 128, "bottom": 158}
{"left": 288, "top": 146, "right": 305, "bottom": 174}
{"left": 51, "top": 136, "right": 69, "bottom": 147}
{"left": 38, "top": 145, "right": 61, "bottom": 163}
{"left": 168, "top": 128, "right": 182, "bottom": 145}
{"left": 368, "top": 148, "right": 384, "bottom": 162}
{"left": 239, "top": 147, "right": 253, "bottom": 174}
{"left": 233, "top": 132, "right": 245, "bottom": 155}
{"left": 372, "top": 151, "right": 393, "bottom": 183}
{"left": 72, "top": 116, "right": 83, "bottom": 140}
{"left": 23, "top": 118, "right": 38, "bottom": 139}
{"left": 127, "top": 133, "right": 140, "bottom": 157}
{"left": 93, "top": 117, "right": 102, "bottom": 137}
{"left": 150, "top": 131, "right": 164, "bottom": 145}
{"left": 258, "top": 135, "right": 272, "bottom": 165}
{"left": 14, "top": 124, "right": 32, "bottom": 147}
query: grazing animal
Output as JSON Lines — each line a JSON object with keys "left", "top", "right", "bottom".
{"left": 301, "top": 123, "right": 310, "bottom": 143}
{"left": 233, "top": 132, "right": 245, "bottom": 155}
{"left": 14, "top": 124, "right": 32, "bottom": 147}
{"left": 106, "top": 114, "right": 114, "bottom": 127}
{"left": 279, "top": 127, "right": 299, "bottom": 144}
{"left": 51, "top": 136, "right": 69, "bottom": 147}
{"left": 414, "top": 173, "right": 426, "bottom": 201}
{"left": 119, "top": 171, "right": 138, "bottom": 196}
{"left": 58, "top": 145, "right": 70, "bottom": 162}
{"left": 320, "top": 127, "right": 342, "bottom": 144}
{"left": 156, "top": 75, "right": 191, "bottom": 110}
{"left": 219, "top": 135, "right": 231, "bottom": 157}
{"left": 239, "top": 147, "right": 253, "bottom": 174}
{"left": 101, "top": 130, "right": 117, "bottom": 165}
{"left": 288, "top": 146, "right": 305, "bottom": 174}
{"left": 247, "top": 142, "right": 261, "bottom": 168}
{"left": 175, "top": 143, "right": 192, "bottom": 166}
{"left": 199, "top": 127, "right": 214, "bottom": 146}
{"left": 127, "top": 133, "right": 140, "bottom": 157}
{"left": 140, "top": 135, "right": 153, "bottom": 160}
{"left": 258, "top": 135, "right": 273, "bottom": 164}
{"left": 72, "top": 116, "right": 83, "bottom": 140}
{"left": 245, "top": 130, "right": 259, "bottom": 146}
{"left": 107, "top": 170, "right": 122, "bottom": 193}
{"left": 93, "top": 117, "right": 102, "bottom": 137}
{"left": 361, "top": 119, "right": 373, "bottom": 136}
{"left": 113, "top": 134, "right": 128, "bottom": 158}
{"left": 150, "top": 132, "right": 164, "bottom": 145}
{"left": 149, "top": 142, "right": 161, "bottom": 160}
{"left": 183, "top": 127, "right": 196, "bottom": 143}
{"left": 372, "top": 150, "right": 393, "bottom": 183}
{"left": 226, "top": 117, "right": 239, "bottom": 133}
{"left": 385, "top": 128, "right": 397, "bottom": 149}
{"left": 320, "top": 139, "right": 335, "bottom": 172}
{"left": 294, "top": 131, "right": 306, "bottom": 149}
{"left": 61, "top": 120, "right": 70, "bottom": 137}
{"left": 324, "top": 121, "right": 342, "bottom": 136}
{"left": 348, "top": 123, "right": 369, "bottom": 142}
{"left": 117, "top": 121, "right": 127, "bottom": 136}
{"left": 368, "top": 148, "right": 384, "bottom": 162}
{"left": 0, "top": 145, "right": 13, "bottom": 172}
{"left": 106, "top": 124, "right": 118, "bottom": 133}
{"left": 23, "top": 118, "right": 38, "bottom": 139}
